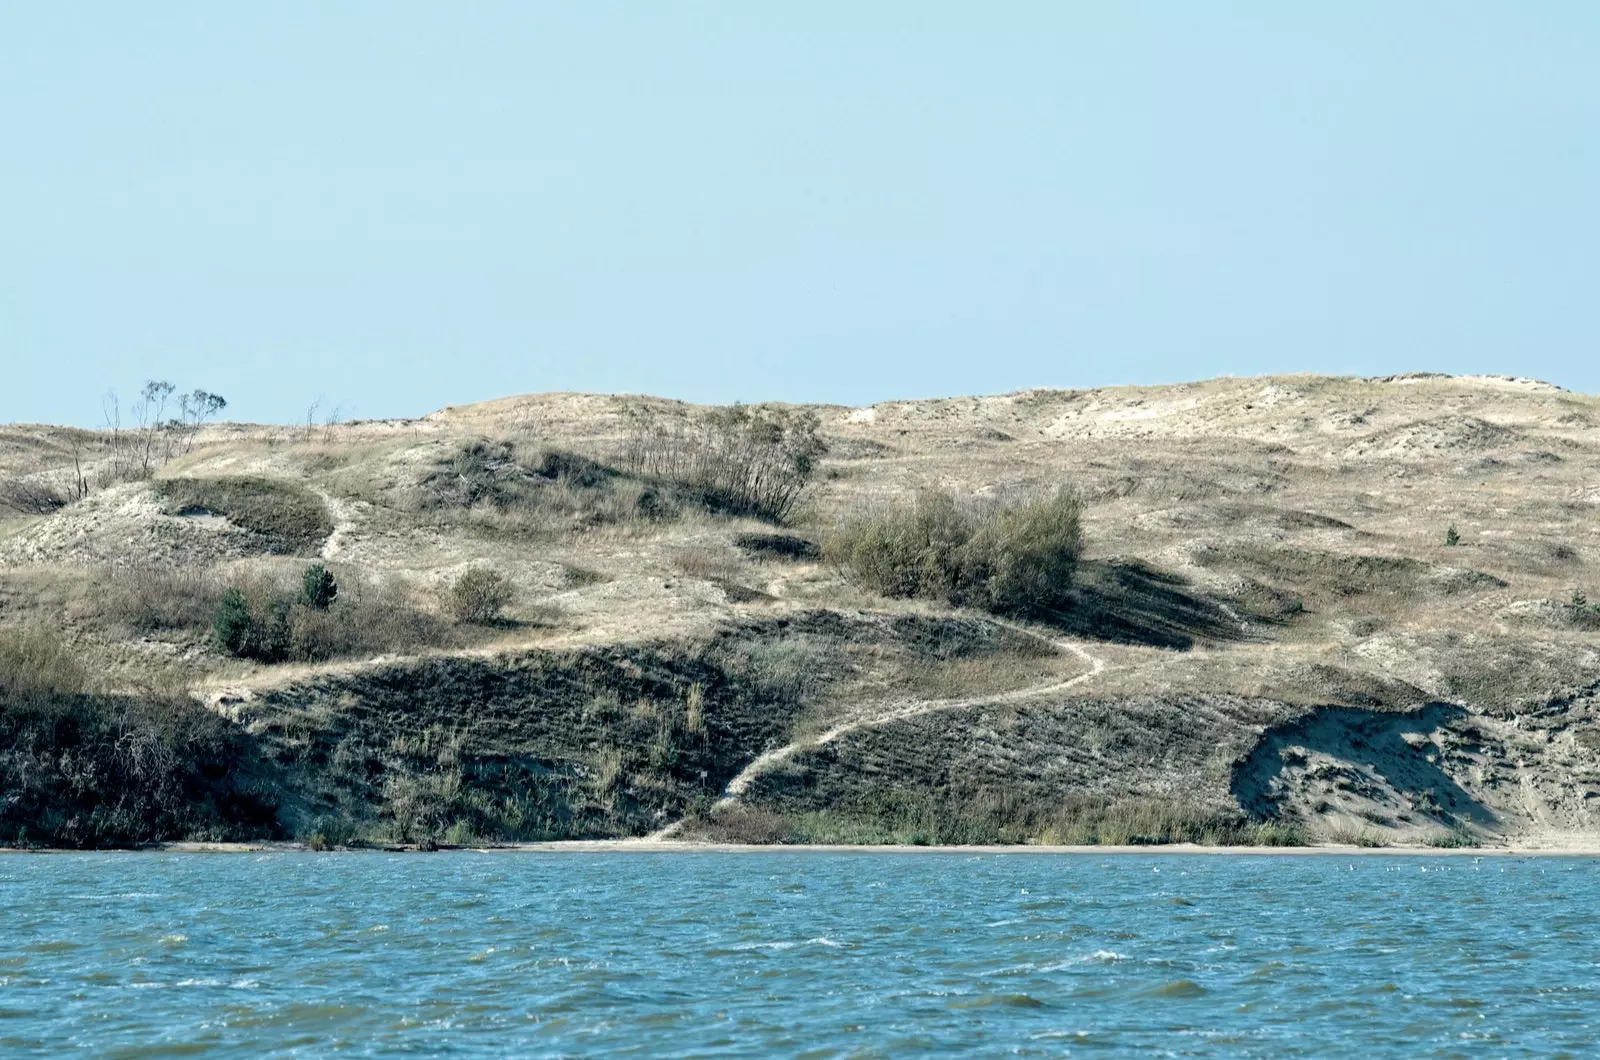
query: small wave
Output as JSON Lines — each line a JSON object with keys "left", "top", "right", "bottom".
{"left": 950, "top": 993, "right": 1048, "bottom": 1010}
{"left": 1140, "top": 979, "right": 1206, "bottom": 999}
{"left": 1085, "top": 950, "right": 1126, "bottom": 963}
{"left": 806, "top": 937, "right": 842, "bottom": 948}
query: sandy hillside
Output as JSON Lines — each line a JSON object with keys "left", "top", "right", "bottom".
{"left": 2, "top": 371, "right": 1598, "bottom": 849}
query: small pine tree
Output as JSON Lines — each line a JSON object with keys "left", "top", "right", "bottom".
{"left": 213, "top": 588, "right": 253, "bottom": 655}
{"left": 301, "top": 563, "right": 338, "bottom": 610}
{"left": 1444, "top": 524, "right": 1460, "bottom": 547}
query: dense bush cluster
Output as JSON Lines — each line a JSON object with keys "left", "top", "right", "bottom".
{"left": 622, "top": 404, "right": 826, "bottom": 524}
{"left": 212, "top": 565, "right": 451, "bottom": 663}
{"left": 825, "top": 488, "right": 1084, "bottom": 620}
{"left": 443, "top": 567, "right": 514, "bottom": 625}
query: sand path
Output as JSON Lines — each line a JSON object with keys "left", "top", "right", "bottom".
{"left": 649, "top": 624, "right": 1108, "bottom": 840}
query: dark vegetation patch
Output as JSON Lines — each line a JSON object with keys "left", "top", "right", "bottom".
{"left": 730, "top": 692, "right": 1297, "bottom": 845}
{"left": 0, "top": 629, "right": 280, "bottom": 847}
{"left": 689, "top": 797, "right": 1305, "bottom": 847}
{"left": 733, "top": 532, "right": 821, "bottom": 562}
{"left": 229, "top": 611, "right": 1044, "bottom": 846}
{"left": 1194, "top": 545, "right": 1506, "bottom": 600}
{"left": 416, "top": 441, "right": 676, "bottom": 532}
{"left": 155, "top": 477, "right": 333, "bottom": 555}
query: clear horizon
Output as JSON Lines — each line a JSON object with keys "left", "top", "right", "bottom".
{"left": 5, "top": 3, "right": 1598, "bottom": 426}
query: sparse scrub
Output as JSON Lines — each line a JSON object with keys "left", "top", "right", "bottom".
{"left": 102, "top": 562, "right": 221, "bottom": 634}
{"left": 156, "top": 476, "right": 332, "bottom": 554}
{"left": 826, "top": 488, "right": 1083, "bottom": 620}
{"left": 444, "top": 567, "right": 514, "bottom": 625}
{"left": 418, "top": 440, "right": 676, "bottom": 535}
{"left": 757, "top": 792, "right": 1298, "bottom": 847}
{"left": 0, "top": 474, "right": 81, "bottom": 516}
{"left": 622, "top": 404, "right": 825, "bottom": 523}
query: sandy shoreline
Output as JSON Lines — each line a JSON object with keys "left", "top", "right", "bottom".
{"left": 6, "top": 840, "right": 1600, "bottom": 856}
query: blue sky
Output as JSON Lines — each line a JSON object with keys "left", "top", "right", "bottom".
{"left": 4, "top": 3, "right": 1596, "bottom": 425}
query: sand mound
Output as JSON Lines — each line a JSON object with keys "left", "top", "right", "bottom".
{"left": 0, "top": 482, "right": 266, "bottom": 568}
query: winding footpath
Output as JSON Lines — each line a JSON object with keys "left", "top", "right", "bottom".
{"left": 649, "top": 626, "right": 1108, "bottom": 840}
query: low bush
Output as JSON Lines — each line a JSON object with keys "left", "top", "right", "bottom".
{"left": 102, "top": 563, "right": 222, "bottom": 634}
{"left": 826, "top": 488, "right": 1083, "bottom": 620}
{"left": 444, "top": 567, "right": 514, "bottom": 625}
{"left": 418, "top": 441, "right": 676, "bottom": 534}
{"left": 156, "top": 476, "right": 333, "bottom": 554}
{"left": 733, "top": 532, "right": 821, "bottom": 562}
{"left": 213, "top": 566, "right": 452, "bottom": 663}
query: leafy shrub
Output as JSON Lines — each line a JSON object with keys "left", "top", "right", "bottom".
{"left": 301, "top": 563, "right": 338, "bottom": 610}
{"left": 155, "top": 476, "right": 333, "bottom": 554}
{"left": 826, "top": 488, "right": 1083, "bottom": 620}
{"left": 444, "top": 567, "right": 514, "bottom": 625}
{"left": 622, "top": 404, "right": 825, "bottom": 523}
{"left": 212, "top": 585, "right": 292, "bottom": 662}
{"left": 1444, "top": 524, "right": 1461, "bottom": 546}
{"left": 214, "top": 570, "right": 452, "bottom": 663}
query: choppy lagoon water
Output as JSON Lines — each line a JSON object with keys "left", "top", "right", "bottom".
{"left": 2, "top": 851, "right": 1597, "bottom": 1056}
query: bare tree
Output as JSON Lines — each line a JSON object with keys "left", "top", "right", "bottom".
{"left": 134, "top": 380, "right": 176, "bottom": 476}
{"left": 177, "top": 390, "right": 227, "bottom": 454}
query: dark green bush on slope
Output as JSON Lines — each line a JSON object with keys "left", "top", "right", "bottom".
{"left": 826, "top": 488, "right": 1084, "bottom": 620}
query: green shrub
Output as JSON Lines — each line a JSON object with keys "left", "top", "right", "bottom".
{"left": 826, "top": 488, "right": 1083, "bottom": 620}
{"left": 212, "top": 585, "right": 291, "bottom": 662}
{"left": 214, "top": 571, "right": 451, "bottom": 663}
{"left": 1444, "top": 524, "right": 1461, "bottom": 546}
{"left": 301, "top": 563, "right": 338, "bottom": 610}
{"left": 155, "top": 476, "right": 333, "bottom": 554}
{"left": 444, "top": 567, "right": 514, "bottom": 625}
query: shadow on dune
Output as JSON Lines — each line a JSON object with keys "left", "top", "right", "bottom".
{"left": 1042, "top": 559, "right": 1243, "bottom": 650}
{"left": 1229, "top": 701, "right": 1496, "bottom": 827}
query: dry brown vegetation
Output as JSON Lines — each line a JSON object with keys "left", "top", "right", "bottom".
{"left": 3, "top": 372, "right": 1600, "bottom": 848}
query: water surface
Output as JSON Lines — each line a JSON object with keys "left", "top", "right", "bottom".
{"left": 2, "top": 852, "right": 1595, "bottom": 1055}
